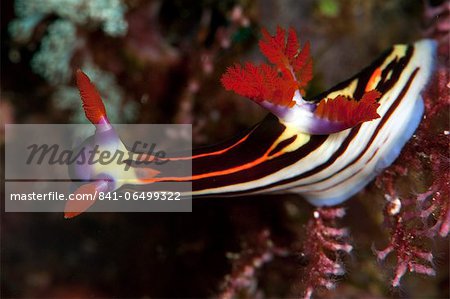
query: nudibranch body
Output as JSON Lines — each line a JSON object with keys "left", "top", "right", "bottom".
{"left": 66, "top": 27, "right": 435, "bottom": 217}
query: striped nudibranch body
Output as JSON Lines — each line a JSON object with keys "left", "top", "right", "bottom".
{"left": 125, "top": 39, "right": 435, "bottom": 206}
{"left": 67, "top": 39, "right": 436, "bottom": 219}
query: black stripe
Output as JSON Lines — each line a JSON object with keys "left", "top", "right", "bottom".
{"left": 307, "top": 67, "right": 420, "bottom": 193}
{"left": 192, "top": 134, "right": 328, "bottom": 191}
{"left": 191, "top": 113, "right": 286, "bottom": 175}
{"left": 268, "top": 135, "right": 297, "bottom": 156}
{"left": 376, "top": 46, "right": 414, "bottom": 94}
{"left": 129, "top": 113, "right": 286, "bottom": 176}
{"left": 264, "top": 66, "right": 420, "bottom": 194}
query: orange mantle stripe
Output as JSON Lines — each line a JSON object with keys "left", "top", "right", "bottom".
{"left": 137, "top": 134, "right": 287, "bottom": 183}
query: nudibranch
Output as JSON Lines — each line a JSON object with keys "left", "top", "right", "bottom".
{"left": 65, "top": 27, "right": 435, "bottom": 218}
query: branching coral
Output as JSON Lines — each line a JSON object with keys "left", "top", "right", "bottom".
{"left": 374, "top": 177, "right": 438, "bottom": 287}
{"left": 300, "top": 207, "right": 352, "bottom": 299}
{"left": 374, "top": 66, "right": 449, "bottom": 286}
{"left": 218, "top": 229, "right": 288, "bottom": 299}
{"left": 216, "top": 207, "right": 353, "bottom": 299}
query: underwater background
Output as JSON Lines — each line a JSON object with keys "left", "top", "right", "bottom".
{"left": 1, "top": 0, "right": 449, "bottom": 298}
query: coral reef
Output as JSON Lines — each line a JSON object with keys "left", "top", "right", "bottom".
{"left": 9, "top": 0, "right": 127, "bottom": 39}
{"left": 30, "top": 20, "right": 76, "bottom": 85}
{"left": 8, "top": 0, "right": 131, "bottom": 122}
